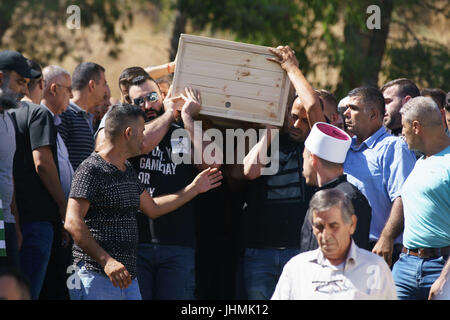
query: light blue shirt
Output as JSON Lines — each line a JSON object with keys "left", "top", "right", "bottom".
{"left": 344, "top": 126, "right": 416, "bottom": 243}
{"left": 402, "top": 145, "right": 450, "bottom": 249}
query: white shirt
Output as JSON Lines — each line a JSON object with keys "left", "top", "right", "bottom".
{"left": 271, "top": 240, "right": 397, "bottom": 300}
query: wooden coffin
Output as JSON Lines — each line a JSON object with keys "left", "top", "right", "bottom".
{"left": 171, "top": 34, "right": 291, "bottom": 127}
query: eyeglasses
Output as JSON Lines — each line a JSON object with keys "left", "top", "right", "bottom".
{"left": 56, "top": 84, "right": 72, "bottom": 92}
{"left": 133, "top": 92, "right": 159, "bottom": 106}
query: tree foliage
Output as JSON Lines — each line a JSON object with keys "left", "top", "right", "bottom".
{"left": 173, "top": 0, "right": 449, "bottom": 97}
{"left": 0, "top": 0, "right": 134, "bottom": 64}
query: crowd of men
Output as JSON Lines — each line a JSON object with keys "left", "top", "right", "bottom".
{"left": 0, "top": 46, "right": 449, "bottom": 300}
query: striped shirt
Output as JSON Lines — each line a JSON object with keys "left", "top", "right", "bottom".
{"left": 57, "top": 102, "right": 95, "bottom": 171}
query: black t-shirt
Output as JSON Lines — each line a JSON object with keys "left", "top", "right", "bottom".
{"left": 130, "top": 123, "right": 198, "bottom": 247}
{"left": 70, "top": 152, "right": 145, "bottom": 279}
{"left": 243, "top": 134, "right": 315, "bottom": 248}
{"left": 299, "top": 175, "right": 372, "bottom": 252}
{"left": 8, "top": 101, "right": 60, "bottom": 223}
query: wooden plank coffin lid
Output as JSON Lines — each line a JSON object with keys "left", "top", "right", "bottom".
{"left": 171, "top": 34, "right": 291, "bottom": 127}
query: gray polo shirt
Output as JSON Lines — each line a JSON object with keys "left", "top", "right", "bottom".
{"left": 0, "top": 111, "right": 16, "bottom": 223}
{"left": 42, "top": 104, "right": 74, "bottom": 198}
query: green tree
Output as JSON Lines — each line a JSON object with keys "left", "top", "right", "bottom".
{"left": 168, "top": 0, "right": 449, "bottom": 97}
{"left": 0, "top": 0, "right": 134, "bottom": 64}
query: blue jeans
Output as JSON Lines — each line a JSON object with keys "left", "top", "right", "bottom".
{"left": 19, "top": 221, "right": 53, "bottom": 300}
{"left": 136, "top": 243, "right": 196, "bottom": 300}
{"left": 392, "top": 252, "right": 448, "bottom": 300}
{"left": 243, "top": 247, "right": 300, "bottom": 300}
{"left": 68, "top": 261, "right": 142, "bottom": 300}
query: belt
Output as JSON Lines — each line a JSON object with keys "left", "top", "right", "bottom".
{"left": 402, "top": 246, "right": 450, "bottom": 259}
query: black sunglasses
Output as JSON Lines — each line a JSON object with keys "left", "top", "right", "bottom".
{"left": 133, "top": 92, "right": 159, "bottom": 106}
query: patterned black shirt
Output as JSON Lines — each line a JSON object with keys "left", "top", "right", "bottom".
{"left": 69, "top": 152, "right": 145, "bottom": 279}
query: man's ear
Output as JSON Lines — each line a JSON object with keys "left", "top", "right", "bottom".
{"left": 310, "top": 153, "right": 319, "bottom": 168}
{"left": 369, "top": 106, "right": 379, "bottom": 121}
{"left": 50, "top": 83, "right": 57, "bottom": 96}
{"left": 124, "top": 126, "right": 133, "bottom": 140}
{"left": 39, "top": 78, "right": 44, "bottom": 90}
{"left": 402, "top": 95, "right": 412, "bottom": 105}
{"left": 88, "top": 79, "right": 96, "bottom": 93}
{"left": 350, "top": 215, "right": 357, "bottom": 235}
{"left": 0, "top": 71, "right": 3, "bottom": 87}
{"left": 412, "top": 120, "right": 421, "bottom": 134}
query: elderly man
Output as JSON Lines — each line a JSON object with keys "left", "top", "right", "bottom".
{"left": 300, "top": 122, "right": 371, "bottom": 252}
{"left": 392, "top": 97, "right": 450, "bottom": 300}
{"left": 65, "top": 103, "right": 222, "bottom": 300}
{"left": 36, "top": 65, "right": 76, "bottom": 300}
{"left": 272, "top": 188, "right": 396, "bottom": 300}
{"left": 342, "top": 87, "right": 416, "bottom": 267}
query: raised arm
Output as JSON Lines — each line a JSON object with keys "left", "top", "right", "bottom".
{"left": 268, "top": 46, "right": 325, "bottom": 127}
{"left": 140, "top": 167, "right": 222, "bottom": 218}
{"left": 144, "top": 60, "right": 176, "bottom": 80}
{"left": 179, "top": 87, "right": 223, "bottom": 171}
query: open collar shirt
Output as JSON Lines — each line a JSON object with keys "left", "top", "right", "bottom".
{"left": 343, "top": 126, "right": 416, "bottom": 243}
{"left": 41, "top": 103, "right": 74, "bottom": 198}
{"left": 271, "top": 240, "right": 397, "bottom": 300}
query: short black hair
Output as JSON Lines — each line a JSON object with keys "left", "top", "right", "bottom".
{"left": 104, "top": 103, "right": 145, "bottom": 140}
{"left": 348, "top": 86, "right": 385, "bottom": 119}
{"left": 118, "top": 67, "right": 150, "bottom": 89}
{"left": 420, "top": 88, "right": 446, "bottom": 109}
{"left": 72, "top": 62, "right": 105, "bottom": 91}
{"left": 315, "top": 89, "right": 338, "bottom": 109}
{"left": 381, "top": 78, "right": 420, "bottom": 99}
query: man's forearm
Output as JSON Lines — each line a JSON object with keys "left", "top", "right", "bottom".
{"left": 141, "top": 111, "right": 174, "bottom": 154}
{"left": 380, "top": 197, "right": 404, "bottom": 240}
{"left": 182, "top": 112, "right": 222, "bottom": 170}
{"left": 33, "top": 149, "right": 67, "bottom": 219}
{"left": 65, "top": 217, "right": 111, "bottom": 268}
{"left": 286, "top": 68, "right": 325, "bottom": 126}
{"left": 242, "top": 128, "right": 275, "bottom": 180}
{"left": 145, "top": 183, "right": 199, "bottom": 219}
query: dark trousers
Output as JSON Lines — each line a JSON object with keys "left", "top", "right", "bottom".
{"left": 39, "top": 222, "right": 72, "bottom": 300}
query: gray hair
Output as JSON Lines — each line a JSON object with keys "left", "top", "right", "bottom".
{"left": 42, "top": 65, "right": 71, "bottom": 90}
{"left": 308, "top": 188, "right": 354, "bottom": 225}
{"left": 400, "top": 96, "right": 443, "bottom": 128}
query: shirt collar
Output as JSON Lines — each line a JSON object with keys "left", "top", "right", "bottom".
{"left": 351, "top": 126, "right": 387, "bottom": 151}
{"left": 41, "top": 103, "right": 62, "bottom": 126}
{"left": 41, "top": 103, "right": 55, "bottom": 118}
{"left": 70, "top": 101, "right": 87, "bottom": 114}
{"left": 317, "top": 175, "right": 347, "bottom": 191}
{"left": 308, "top": 239, "right": 358, "bottom": 269}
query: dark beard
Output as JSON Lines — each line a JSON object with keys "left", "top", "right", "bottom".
{"left": 0, "top": 90, "right": 18, "bottom": 110}
{"left": 144, "top": 106, "right": 164, "bottom": 122}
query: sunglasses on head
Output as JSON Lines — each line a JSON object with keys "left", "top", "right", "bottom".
{"left": 133, "top": 92, "right": 159, "bottom": 106}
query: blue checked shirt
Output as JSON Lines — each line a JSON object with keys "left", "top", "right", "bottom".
{"left": 344, "top": 126, "right": 416, "bottom": 244}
